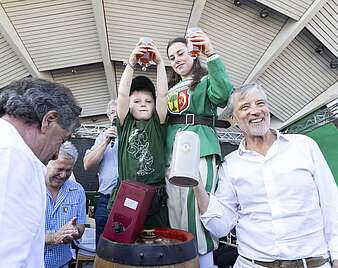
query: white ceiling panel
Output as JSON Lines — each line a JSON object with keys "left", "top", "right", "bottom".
{"left": 254, "top": 0, "right": 315, "bottom": 20}
{"left": 52, "top": 63, "right": 111, "bottom": 117}
{"left": 104, "top": 0, "right": 193, "bottom": 65}
{"left": 0, "top": 0, "right": 337, "bottom": 125}
{"left": 199, "top": 0, "right": 288, "bottom": 87}
{"left": 258, "top": 29, "right": 338, "bottom": 121}
{"left": 306, "top": 0, "right": 338, "bottom": 58}
{"left": 0, "top": 33, "right": 30, "bottom": 88}
{"left": 1, "top": 0, "right": 102, "bottom": 71}
{"left": 80, "top": 115, "right": 110, "bottom": 126}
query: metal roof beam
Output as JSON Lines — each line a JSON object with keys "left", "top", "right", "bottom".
{"left": 187, "top": 0, "right": 207, "bottom": 29}
{"left": 91, "top": 0, "right": 117, "bottom": 100}
{"left": 0, "top": 4, "right": 52, "bottom": 80}
{"left": 245, "top": 0, "right": 328, "bottom": 83}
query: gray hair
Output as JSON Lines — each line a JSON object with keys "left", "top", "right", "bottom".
{"left": 59, "top": 141, "right": 78, "bottom": 163}
{"left": 224, "top": 83, "right": 268, "bottom": 118}
{"left": 106, "top": 99, "right": 117, "bottom": 116}
{"left": 0, "top": 77, "right": 81, "bottom": 130}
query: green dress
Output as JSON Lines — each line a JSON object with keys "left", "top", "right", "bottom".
{"left": 115, "top": 111, "right": 169, "bottom": 228}
{"left": 165, "top": 56, "right": 233, "bottom": 163}
{"left": 165, "top": 56, "right": 233, "bottom": 255}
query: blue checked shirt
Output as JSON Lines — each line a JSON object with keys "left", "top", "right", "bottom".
{"left": 44, "top": 179, "right": 86, "bottom": 268}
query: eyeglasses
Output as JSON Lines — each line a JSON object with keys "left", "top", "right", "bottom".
{"left": 74, "top": 105, "right": 82, "bottom": 114}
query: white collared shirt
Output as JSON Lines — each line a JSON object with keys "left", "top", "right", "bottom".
{"left": 201, "top": 130, "right": 338, "bottom": 261}
{"left": 0, "top": 118, "right": 47, "bottom": 268}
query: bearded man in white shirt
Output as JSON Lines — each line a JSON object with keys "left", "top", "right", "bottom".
{"left": 193, "top": 83, "right": 338, "bottom": 268}
{"left": 0, "top": 78, "right": 81, "bottom": 268}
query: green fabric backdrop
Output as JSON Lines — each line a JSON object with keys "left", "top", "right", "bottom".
{"left": 307, "top": 123, "right": 338, "bottom": 185}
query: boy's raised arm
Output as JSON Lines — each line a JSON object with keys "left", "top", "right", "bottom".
{"left": 117, "top": 41, "right": 146, "bottom": 125}
{"left": 148, "top": 42, "right": 168, "bottom": 124}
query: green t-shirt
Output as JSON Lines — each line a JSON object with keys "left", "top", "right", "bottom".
{"left": 117, "top": 111, "right": 166, "bottom": 186}
{"left": 165, "top": 57, "right": 233, "bottom": 164}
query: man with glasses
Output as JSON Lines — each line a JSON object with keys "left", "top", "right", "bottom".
{"left": 0, "top": 77, "right": 81, "bottom": 267}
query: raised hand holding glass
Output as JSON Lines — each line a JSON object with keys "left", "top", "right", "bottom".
{"left": 138, "top": 37, "right": 154, "bottom": 71}
{"left": 186, "top": 27, "right": 203, "bottom": 58}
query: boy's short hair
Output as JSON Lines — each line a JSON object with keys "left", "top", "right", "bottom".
{"left": 130, "top": 76, "right": 156, "bottom": 100}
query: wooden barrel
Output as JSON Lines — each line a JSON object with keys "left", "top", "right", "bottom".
{"left": 94, "top": 228, "right": 199, "bottom": 267}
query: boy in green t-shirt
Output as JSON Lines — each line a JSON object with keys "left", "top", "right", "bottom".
{"left": 109, "top": 39, "right": 169, "bottom": 228}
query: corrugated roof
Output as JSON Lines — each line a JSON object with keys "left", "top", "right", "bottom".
{"left": 306, "top": 0, "right": 338, "bottom": 57}
{"left": 255, "top": 0, "right": 315, "bottom": 20}
{"left": 199, "top": 0, "right": 288, "bottom": 87}
{"left": 52, "top": 63, "right": 111, "bottom": 117}
{"left": 0, "top": 33, "right": 29, "bottom": 88}
{"left": 1, "top": 0, "right": 102, "bottom": 70}
{"left": 104, "top": 0, "right": 193, "bottom": 65}
{"left": 0, "top": 0, "right": 337, "bottom": 126}
{"left": 258, "top": 29, "right": 338, "bottom": 121}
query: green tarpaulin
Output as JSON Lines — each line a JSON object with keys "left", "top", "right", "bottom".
{"left": 307, "top": 123, "right": 338, "bottom": 185}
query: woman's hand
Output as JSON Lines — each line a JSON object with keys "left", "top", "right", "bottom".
{"left": 188, "top": 31, "right": 215, "bottom": 57}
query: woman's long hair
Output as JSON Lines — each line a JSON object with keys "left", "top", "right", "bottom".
{"left": 166, "top": 37, "right": 208, "bottom": 90}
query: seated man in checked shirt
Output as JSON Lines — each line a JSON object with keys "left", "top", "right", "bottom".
{"left": 44, "top": 141, "right": 86, "bottom": 268}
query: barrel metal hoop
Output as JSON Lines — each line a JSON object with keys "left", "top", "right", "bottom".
{"left": 97, "top": 236, "right": 198, "bottom": 266}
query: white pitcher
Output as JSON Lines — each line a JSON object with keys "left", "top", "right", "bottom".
{"left": 169, "top": 130, "right": 200, "bottom": 187}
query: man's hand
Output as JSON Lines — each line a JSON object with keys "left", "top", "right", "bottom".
{"left": 54, "top": 217, "right": 79, "bottom": 244}
{"left": 104, "top": 126, "right": 117, "bottom": 145}
{"left": 332, "top": 259, "right": 338, "bottom": 268}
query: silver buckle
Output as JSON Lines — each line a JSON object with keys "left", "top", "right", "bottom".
{"left": 185, "top": 114, "right": 195, "bottom": 125}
